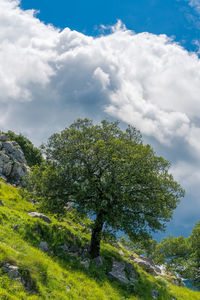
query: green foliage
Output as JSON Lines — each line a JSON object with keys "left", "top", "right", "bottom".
{"left": 6, "top": 130, "right": 43, "bottom": 167}
{"left": 24, "top": 118, "right": 184, "bottom": 257}
{"left": 152, "top": 235, "right": 192, "bottom": 277}
{"left": 119, "top": 236, "right": 158, "bottom": 258}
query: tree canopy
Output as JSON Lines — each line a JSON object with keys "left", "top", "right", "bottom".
{"left": 25, "top": 119, "right": 184, "bottom": 258}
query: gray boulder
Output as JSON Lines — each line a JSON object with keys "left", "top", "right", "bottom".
{"left": 108, "top": 260, "right": 136, "bottom": 285}
{"left": 39, "top": 241, "right": 48, "bottom": 252}
{"left": 0, "top": 134, "right": 9, "bottom": 142}
{"left": 28, "top": 212, "right": 52, "bottom": 224}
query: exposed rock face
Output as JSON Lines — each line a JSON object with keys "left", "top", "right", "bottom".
{"left": 108, "top": 259, "right": 137, "bottom": 284}
{"left": 0, "top": 134, "right": 28, "bottom": 184}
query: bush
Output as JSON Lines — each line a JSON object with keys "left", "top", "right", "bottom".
{"left": 6, "top": 131, "right": 43, "bottom": 167}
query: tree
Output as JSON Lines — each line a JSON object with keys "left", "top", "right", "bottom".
{"left": 25, "top": 119, "right": 184, "bottom": 258}
{"left": 6, "top": 130, "right": 43, "bottom": 167}
{"left": 119, "top": 235, "right": 158, "bottom": 258}
{"left": 152, "top": 235, "right": 192, "bottom": 276}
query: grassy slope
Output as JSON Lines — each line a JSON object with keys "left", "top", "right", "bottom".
{"left": 0, "top": 182, "right": 199, "bottom": 300}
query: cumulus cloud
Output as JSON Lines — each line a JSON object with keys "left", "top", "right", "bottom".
{"left": 1, "top": 0, "right": 200, "bottom": 151}
{"left": 1, "top": 0, "right": 200, "bottom": 235}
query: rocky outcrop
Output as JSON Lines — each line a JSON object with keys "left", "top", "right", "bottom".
{"left": 0, "top": 134, "right": 28, "bottom": 184}
{"left": 133, "top": 256, "right": 161, "bottom": 276}
{"left": 133, "top": 255, "right": 185, "bottom": 287}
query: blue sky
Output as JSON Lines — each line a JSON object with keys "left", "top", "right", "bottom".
{"left": 1, "top": 0, "right": 200, "bottom": 240}
{"left": 20, "top": 0, "right": 200, "bottom": 52}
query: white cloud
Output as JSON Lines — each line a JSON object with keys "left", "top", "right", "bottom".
{"left": 1, "top": 0, "right": 200, "bottom": 152}
{"left": 2, "top": 0, "right": 200, "bottom": 235}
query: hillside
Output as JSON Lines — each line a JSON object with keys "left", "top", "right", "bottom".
{"left": 0, "top": 182, "right": 199, "bottom": 299}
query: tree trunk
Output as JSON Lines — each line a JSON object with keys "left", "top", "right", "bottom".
{"left": 89, "top": 211, "right": 104, "bottom": 258}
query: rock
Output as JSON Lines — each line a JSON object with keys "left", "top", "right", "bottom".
{"left": 0, "top": 199, "right": 4, "bottom": 206}
{"left": 93, "top": 256, "right": 103, "bottom": 267}
{"left": 28, "top": 212, "right": 52, "bottom": 224}
{"left": 133, "top": 256, "right": 160, "bottom": 276}
{"left": 1, "top": 263, "right": 21, "bottom": 280}
{"left": 159, "top": 264, "right": 167, "bottom": 276}
{"left": 2, "top": 142, "right": 14, "bottom": 153}
{"left": 108, "top": 260, "right": 130, "bottom": 284}
{"left": 0, "top": 137, "right": 28, "bottom": 184}
{"left": 0, "top": 134, "right": 9, "bottom": 142}
{"left": 125, "top": 263, "right": 136, "bottom": 281}
{"left": 1, "top": 262, "right": 37, "bottom": 293}
{"left": 80, "top": 259, "right": 90, "bottom": 269}
{"left": 39, "top": 241, "right": 48, "bottom": 252}
{"left": 152, "top": 290, "right": 159, "bottom": 299}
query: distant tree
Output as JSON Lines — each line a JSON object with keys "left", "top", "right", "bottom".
{"left": 189, "top": 221, "right": 200, "bottom": 286}
{"left": 25, "top": 119, "right": 184, "bottom": 258}
{"left": 152, "top": 235, "right": 192, "bottom": 275}
{"left": 119, "top": 235, "right": 158, "bottom": 258}
{"left": 6, "top": 130, "right": 43, "bottom": 167}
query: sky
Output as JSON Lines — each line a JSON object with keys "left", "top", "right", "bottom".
{"left": 1, "top": 0, "right": 200, "bottom": 239}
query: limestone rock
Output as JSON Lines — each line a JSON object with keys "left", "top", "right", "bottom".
{"left": 108, "top": 260, "right": 136, "bottom": 284}
{"left": 39, "top": 241, "right": 48, "bottom": 252}
{"left": 1, "top": 263, "right": 21, "bottom": 280}
{"left": 0, "top": 134, "right": 29, "bottom": 184}
{"left": 28, "top": 212, "right": 52, "bottom": 224}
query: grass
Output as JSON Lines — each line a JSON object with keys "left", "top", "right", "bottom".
{"left": 0, "top": 181, "right": 199, "bottom": 299}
